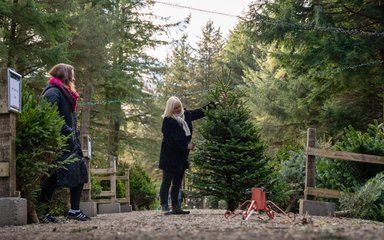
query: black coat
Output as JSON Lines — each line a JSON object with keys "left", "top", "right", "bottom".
{"left": 43, "top": 84, "right": 88, "bottom": 188}
{"left": 159, "top": 103, "right": 214, "bottom": 172}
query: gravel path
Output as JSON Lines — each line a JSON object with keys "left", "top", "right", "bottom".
{"left": 1, "top": 210, "right": 384, "bottom": 240}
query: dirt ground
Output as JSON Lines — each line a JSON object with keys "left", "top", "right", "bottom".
{"left": 1, "top": 209, "right": 384, "bottom": 240}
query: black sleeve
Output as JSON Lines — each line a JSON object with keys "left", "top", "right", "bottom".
{"left": 61, "top": 125, "right": 73, "bottom": 136}
{"left": 43, "top": 87, "right": 73, "bottom": 136}
{"left": 190, "top": 102, "right": 216, "bottom": 121}
{"left": 73, "top": 127, "right": 83, "bottom": 156}
{"left": 162, "top": 118, "right": 188, "bottom": 150}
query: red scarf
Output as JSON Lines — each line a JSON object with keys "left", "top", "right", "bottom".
{"left": 48, "top": 77, "right": 79, "bottom": 112}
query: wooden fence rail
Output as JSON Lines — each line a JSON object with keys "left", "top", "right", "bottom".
{"left": 304, "top": 128, "right": 384, "bottom": 200}
{"left": 91, "top": 159, "right": 130, "bottom": 205}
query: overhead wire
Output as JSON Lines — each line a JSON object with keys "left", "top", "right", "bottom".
{"left": 78, "top": 1, "right": 384, "bottom": 106}
{"left": 153, "top": 0, "right": 384, "bottom": 37}
{"left": 153, "top": 0, "right": 241, "bottom": 19}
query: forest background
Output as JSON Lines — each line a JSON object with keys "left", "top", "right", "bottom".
{"left": 1, "top": 0, "right": 384, "bottom": 220}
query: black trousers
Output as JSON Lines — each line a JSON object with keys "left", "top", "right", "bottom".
{"left": 40, "top": 172, "right": 84, "bottom": 213}
{"left": 159, "top": 170, "right": 184, "bottom": 207}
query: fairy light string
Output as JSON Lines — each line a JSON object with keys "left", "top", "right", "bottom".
{"left": 79, "top": 59, "right": 384, "bottom": 106}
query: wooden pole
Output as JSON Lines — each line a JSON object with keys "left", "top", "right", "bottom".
{"left": 81, "top": 135, "right": 91, "bottom": 202}
{"left": 110, "top": 157, "right": 116, "bottom": 203}
{"left": 305, "top": 128, "right": 316, "bottom": 200}
{"left": 124, "top": 169, "right": 130, "bottom": 205}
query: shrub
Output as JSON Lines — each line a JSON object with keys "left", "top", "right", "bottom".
{"left": 116, "top": 179, "right": 125, "bottom": 198}
{"left": 90, "top": 175, "right": 103, "bottom": 199}
{"left": 340, "top": 172, "right": 384, "bottom": 221}
{"left": 129, "top": 164, "right": 157, "bottom": 210}
{"left": 317, "top": 121, "right": 384, "bottom": 192}
{"left": 16, "top": 89, "right": 67, "bottom": 222}
{"left": 277, "top": 147, "right": 306, "bottom": 211}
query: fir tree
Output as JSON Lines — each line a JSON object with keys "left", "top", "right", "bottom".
{"left": 242, "top": 0, "right": 384, "bottom": 139}
{"left": 191, "top": 77, "right": 273, "bottom": 211}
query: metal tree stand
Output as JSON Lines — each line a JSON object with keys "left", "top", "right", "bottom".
{"left": 224, "top": 188, "right": 292, "bottom": 221}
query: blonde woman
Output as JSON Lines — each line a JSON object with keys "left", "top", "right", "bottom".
{"left": 159, "top": 96, "right": 215, "bottom": 214}
{"left": 40, "top": 63, "right": 90, "bottom": 222}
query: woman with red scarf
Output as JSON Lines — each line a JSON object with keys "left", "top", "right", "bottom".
{"left": 40, "top": 63, "right": 90, "bottom": 222}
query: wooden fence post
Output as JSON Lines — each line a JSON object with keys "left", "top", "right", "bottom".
{"left": 110, "top": 157, "right": 117, "bottom": 203}
{"left": 79, "top": 134, "right": 97, "bottom": 217}
{"left": 305, "top": 128, "right": 316, "bottom": 200}
{"left": 81, "top": 135, "right": 91, "bottom": 202}
{"left": 124, "top": 169, "right": 130, "bottom": 205}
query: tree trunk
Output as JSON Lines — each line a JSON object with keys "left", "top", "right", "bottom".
{"left": 80, "top": 73, "right": 93, "bottom": 137}
{"left": 107, "top": 102, "right": 121, "bottom": 165}
{"left": 285, "top": 195, "right": 298, "bottom": 213}
{"left": 27, "top": 199, "right": 39, "bottom": 223}
{"left": 7, "top": 0, "right": 18, "bottom": 68}
{"left": 379, "top": 1, "right": 384, "bottom": 122}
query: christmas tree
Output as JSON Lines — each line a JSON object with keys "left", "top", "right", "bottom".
{"left": 191, "top": 79, "right": 273, "bottom": 211}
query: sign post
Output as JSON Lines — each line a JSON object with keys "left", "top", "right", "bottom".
{"left": 0, "top": 68, "right": 27, "bottom": 226}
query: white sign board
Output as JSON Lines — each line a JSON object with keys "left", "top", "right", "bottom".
{"left": 87, "top": 137, "right": 92, "bottom": 160}
{"left": 8, "top": 69, "right": 22, "bottom": 113}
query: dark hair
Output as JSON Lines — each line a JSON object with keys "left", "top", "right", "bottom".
{"left": 48, "top": 63, "right": 75, "bottom": 90}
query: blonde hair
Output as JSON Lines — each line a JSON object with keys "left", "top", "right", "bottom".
{"left": 162, "top": 96, "right": 183, "bottom": 118}
{"left": 48, "top": 63, "right": 76, "bottom": 91}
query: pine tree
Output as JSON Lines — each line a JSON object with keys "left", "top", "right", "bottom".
{"left": 0, "top": 0, "right": 73, "bottom": 75}
{"left": 195, "top": 20, "right": 224, "bottom": 93}
{"left": 81, "top": 0, "right": 166, "bottom": 167}
{"left": 222, "top": 23, "right": 261, "bottom": 85}
{"left": 70, "top": 2, "right": 114, "bottom": 138}
{"left": 159, "top": 34, "right": 198, "bottom": 107}
{"left": 191, "top": 77, "right": 274, "bottom": 211}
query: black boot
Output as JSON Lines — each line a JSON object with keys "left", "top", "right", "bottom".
{"left": 161, "top": 204, "right": 170, "bottom": 212}
{"left": 170, "top": 204, "right": 190, "bottom": 215}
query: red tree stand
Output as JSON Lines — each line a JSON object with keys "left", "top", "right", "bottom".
{"left": 224, "top": 188, "right": 290, "bottom": 220}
